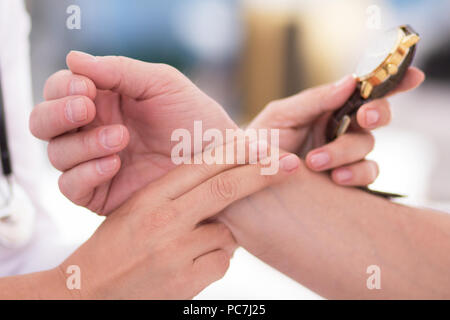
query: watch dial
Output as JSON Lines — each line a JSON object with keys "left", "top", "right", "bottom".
{"left": 355, "top": 28, "right": 401, "bottom": 78}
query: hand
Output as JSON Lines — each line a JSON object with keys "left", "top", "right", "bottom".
{"left": 221, "top": 156, "right": 450, "bottom": 299}
{"left": 58, "top": 142, "right": 301, "bottom": 299}
{"left": 249, "top": 68, "right": 425, "bottom": 186}
{"left": 30, "top": 51, "right": 237, "bottom": 215}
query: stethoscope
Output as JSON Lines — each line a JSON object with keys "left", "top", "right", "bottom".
{"left": 0, "top": 68, "right": 14, "bottom": 220}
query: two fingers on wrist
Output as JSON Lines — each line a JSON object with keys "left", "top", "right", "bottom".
{"left": 306, "top": 132, "right": 378, "bottom": 186}
{"left": 128, "top": 141, "right": 301, "bottom": 291}
{"left": 139, "top": 139, "right": 302, "bottom": 226}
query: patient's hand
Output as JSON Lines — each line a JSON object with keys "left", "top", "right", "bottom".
{"left": 30, "top": 51, "right": 238, "bottom": 215}
{"left": 249, "top": 68, "right": 424, "bottom": 186}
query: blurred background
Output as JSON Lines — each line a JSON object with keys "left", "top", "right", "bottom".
{"left": 24, "top": 0, "right": 450, "bottom": 299}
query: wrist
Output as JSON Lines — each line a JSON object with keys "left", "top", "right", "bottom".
{"left": 17, "top": 268, "right": 78, "bottom": 300}
{"left": 57, "top": 250, "right": 101, "bottom": 299}
{"left": 53, "top": 265, "right": 84, "bottom": 300}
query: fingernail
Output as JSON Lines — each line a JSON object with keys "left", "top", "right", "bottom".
{"left": 335, "top": 168, "right": 353, "bottom": 182}
{"left": 69, "top": 78, "right": 88, "bottom": 95}
{"left": 279, "top": 154, "right": 300, "bottom": 172}
{"left": 100, "top": 126, "right": 124, "bottom": 149}
{"left": 366, "top": 109, "right": 380, "bottom": 127}
{"left": 65, "top": 98, "right": 87, "bottom": 123}
{"left": 96, "top": 157, "right": 118, "bottom": 175}
{"left": 70, "top": 50, "right": 97, "bottom": 62}
{"left": 309, "top": 151, "right": 330, "bottom": 169}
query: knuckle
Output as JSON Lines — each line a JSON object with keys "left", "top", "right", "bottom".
{"left": 209, "top": 174, "right": 238, "bottom": 202}
{"left": 159, "top": 63, "right": 183, "bottom": 79}
{"left": 113, "top": 55, "right": 128, "bottom": 69}
{"left": 153, "top": 64, "right": 190, "bottom": 95}
{"left": 142, "top": 205, "right": 178, "bottom": 232}
{"left": 264, "top": 99, "right": 287, "bottom": 116}
{"left": 195, "top": 162, "right": 213, "bottom": 178}
{"left": 265, "top": 100, "right": 279, "bottom": 111}
{"left": 159, "top": 64, "right": 190, "bottom": 88}
{"left": 110, "top": 56, "right": 131, "bottom": 91}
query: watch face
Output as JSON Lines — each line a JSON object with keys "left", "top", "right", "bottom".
{"left": 355, "top": 27, "right": 402, "bottom": 79}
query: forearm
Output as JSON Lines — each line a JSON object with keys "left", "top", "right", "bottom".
{"left": 0, "top": 268, "right": 74, "bottom": 299}
{"left": 220, "top": 168, "right": 450, "bottom": 299}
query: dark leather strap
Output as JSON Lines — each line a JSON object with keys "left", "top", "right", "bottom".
{"left": 325, "top": 25, "right": 418, "bottom": 199}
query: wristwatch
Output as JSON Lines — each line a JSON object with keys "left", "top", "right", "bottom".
{"left": 326, "top": 25, "right": 420, "bottom": 198}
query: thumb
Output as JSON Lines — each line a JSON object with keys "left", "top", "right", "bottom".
{"left": 66, "top": 51, "right": 189, "bottom": 100}
{"left": 253, "top": 75, "right": 356, "bottom": 128}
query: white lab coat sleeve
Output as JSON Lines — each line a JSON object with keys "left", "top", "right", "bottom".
{"left": 0, "top": 0, "right": 77, "bottom": 276}
{"left": 1, "top": 0, "right": 50, "bottom": 208}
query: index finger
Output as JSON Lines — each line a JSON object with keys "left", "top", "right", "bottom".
{"left": 176, "top": 152, "right": 301, "bottom": 226}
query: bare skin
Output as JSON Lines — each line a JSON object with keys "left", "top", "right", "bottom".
{"left": 220, "top": 164, "right": 450, "bottom": 299}
{"left": 0, "top": 141, "right": 301, "bottom": 299}
{"left": 27, "top": 52, "right": 441, "bottom": 299}
{"left": 29, "top": 52, "right": 423, "bottom": 216}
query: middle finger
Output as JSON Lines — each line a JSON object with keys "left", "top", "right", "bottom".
{"left": 306, "top": 132, "right": 375, "bottom": 171}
